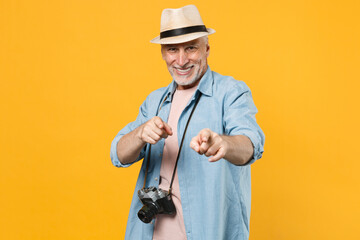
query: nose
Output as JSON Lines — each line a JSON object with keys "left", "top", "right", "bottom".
{"left": 176, "top": 49, "right": 189, "bottom": 67}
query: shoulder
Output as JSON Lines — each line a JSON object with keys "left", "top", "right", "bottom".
{"left": 211, "top": 70, "right": 251, "bottom": 96}
{"left": 139, "top": 86, "right": 169, "bottom": 115}
{"left": 144, "top": 86, "right": 168, "bottom": 103}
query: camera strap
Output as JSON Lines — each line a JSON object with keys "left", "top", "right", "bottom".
{"left": 142, "top": 91, "right": 202, "bottom": 195}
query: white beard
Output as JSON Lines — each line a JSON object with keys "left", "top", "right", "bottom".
{"left": 169, "top": 66, "right": 203, "bottom": 87}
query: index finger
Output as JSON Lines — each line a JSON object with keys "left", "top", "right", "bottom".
{"left": 153, "top": 117, "right": 165, "bottom": 129}
{"left": 190, "top": 135, "right": 201, "bottom": 153}
{"left": 200, "top": 129, "right": 211, "bottom": 143}
{"left": 162, "top": 122, "right": 173, "bottom": 135}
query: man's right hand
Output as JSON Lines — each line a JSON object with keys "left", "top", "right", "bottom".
{"left": 139, "top": 116, "right": 173, "bottom": 145}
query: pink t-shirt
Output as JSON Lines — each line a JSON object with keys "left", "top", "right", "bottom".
{"left": 152, "top": 85, "right": 197, "bottom": 240}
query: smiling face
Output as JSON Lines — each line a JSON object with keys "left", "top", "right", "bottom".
{"left": 161, "top": 37, "right": 210, "bottom": 90}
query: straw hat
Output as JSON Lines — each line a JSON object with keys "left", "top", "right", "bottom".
{"left": 150, "top": 5, "right": 215, "bottom": 44}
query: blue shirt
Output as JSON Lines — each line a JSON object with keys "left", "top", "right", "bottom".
{"left": 110, "top": 67, "right": 265, "bottom": 240}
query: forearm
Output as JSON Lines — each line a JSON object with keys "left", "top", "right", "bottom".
{"left": 116, "top": 116, "right": 173, "bottom": 165}
{"left": 117, "top": 125, "right": 146, "bottom": 165}
{"left": 222, "top": 135, "right": 254, "bottom": 165}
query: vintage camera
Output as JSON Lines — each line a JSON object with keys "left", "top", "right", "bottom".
{"left": 137, "top": 186, "right": 176, "bottom": 223}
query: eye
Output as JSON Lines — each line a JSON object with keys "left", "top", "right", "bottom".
{"left": 186, "top": 46, "right": 198, "bottom": 52}
{"left": 167, "top": 47, "right": 177, "bottom": 53}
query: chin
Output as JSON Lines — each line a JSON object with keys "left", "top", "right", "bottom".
{"left": 174, "top": 76, "right": 198, "bottom": 87}
{"left": 169, "top": 66, "right": 204, "bottom": 88}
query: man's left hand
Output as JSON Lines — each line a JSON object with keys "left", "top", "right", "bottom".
{"left": 190, "top": 128, "right": 228, "bottom": 162}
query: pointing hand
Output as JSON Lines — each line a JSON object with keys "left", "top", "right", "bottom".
{"left": 190, "top": 128, "right": 229, "bottom": 162}
{"left": 139, "top": 116, "right": 173, "bottom": 145}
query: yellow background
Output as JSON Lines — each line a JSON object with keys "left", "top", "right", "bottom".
{"left": 1, "top": 0, "right": 359, "bottom": 239}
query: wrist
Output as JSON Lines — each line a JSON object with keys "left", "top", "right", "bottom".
{"left": 136, "top": 124, "right": 146, "bottom": 145}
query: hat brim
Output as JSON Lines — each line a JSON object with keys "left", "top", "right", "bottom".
{"left": 150, "top": 28, "right": 215, "bottom": 44}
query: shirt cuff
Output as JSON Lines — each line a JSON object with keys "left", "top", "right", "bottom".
{"left": 110, "top": 135, "right": 133, "bottom": 168}
{"left": 236, "top": 131, "right": 264, "bottom": 165}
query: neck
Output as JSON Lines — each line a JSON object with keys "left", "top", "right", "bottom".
{"left": 177, "top": 79, "right": 200, "bottom": 90}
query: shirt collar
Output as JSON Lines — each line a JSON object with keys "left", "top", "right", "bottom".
{"left": 164, "top": 66, "right": 213, "bottom": 102}
{"left": 197, "top": 66, "right": 213, "bottom": 97}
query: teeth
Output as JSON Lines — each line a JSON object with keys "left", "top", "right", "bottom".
{"left": 176, "top": 67, "right": 192, "bottom": 73}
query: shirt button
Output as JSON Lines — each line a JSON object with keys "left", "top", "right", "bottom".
{"left": 155, "top": 177, "right": 158, "bottom": 181}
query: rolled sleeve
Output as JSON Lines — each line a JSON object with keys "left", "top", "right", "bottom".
{"left": 223, "top": 81, "right": 265, "bottom": 165}
{"left": 110, "top": 97, "right": 149, "bottom": 168}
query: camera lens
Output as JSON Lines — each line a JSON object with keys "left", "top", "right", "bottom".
{"left": 138, "top": 204, "right": 158, "bottom": 223}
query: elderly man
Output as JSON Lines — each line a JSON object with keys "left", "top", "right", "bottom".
{"left": 110, "top": 5, "right": 265, "bottom": 240}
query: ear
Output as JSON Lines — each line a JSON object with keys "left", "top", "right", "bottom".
{"left": 206, "top": 43, "right": 210, "bottom": 58}
{"left": 161, "top": 45, "right": 166, "bottom": 60}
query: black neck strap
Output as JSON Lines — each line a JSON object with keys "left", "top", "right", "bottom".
{"left": 142, "top": 92, "right": 202, "bottom": 195}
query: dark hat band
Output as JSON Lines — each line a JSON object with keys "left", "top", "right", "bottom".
{"left": 160, "top": 25, "right": 208, "bottom": 39}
